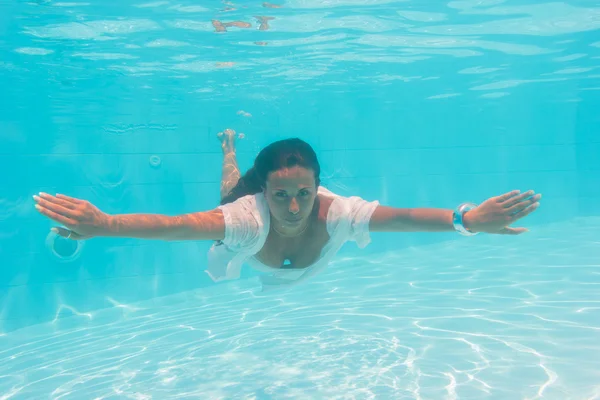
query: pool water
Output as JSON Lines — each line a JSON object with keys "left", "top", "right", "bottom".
{"left": 2, "top": 217, "right": 600, "bottom": 399}
{"left": 2, "top": 0, "right": 600, "bottom": 398}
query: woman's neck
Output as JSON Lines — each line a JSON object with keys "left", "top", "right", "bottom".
{"left": 272, "top": 220, "right": 309, "bottom": 237}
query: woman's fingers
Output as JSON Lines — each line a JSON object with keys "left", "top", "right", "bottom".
{"left": 34, "top": 195, "right": 77, "bottom": 217}
{"left": 39, "top": 192, "right": 78, "bottom": 210}
{"left": 509, "top": 202, "right": 540, "bottom": 221}
{"left": 507, "top": 194, "right": 541, "bottom": 214}
{"left": 502, "top": 190, "right": 535, "bottom": 208}
{"left": 35, "top": 204, "right": 77, "bottom": 226}
{"left": 495, "top": 190, "right": 520, "bottom": 203}
{"left": 34, "top": 192, "right": 92, "bottom": 240}
{"left": 498, "top": 226, "right": 527, "bottom": 235}
{"left": 56, "top": 193, "right": 83, "bottom": 204}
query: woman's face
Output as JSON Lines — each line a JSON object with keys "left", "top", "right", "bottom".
{"left": 264, "top": 166, "right": 318, "bottom": 229}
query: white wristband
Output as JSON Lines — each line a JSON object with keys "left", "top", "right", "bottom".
{"left": 453, "top": 202, "right": 478, "bottom": 236}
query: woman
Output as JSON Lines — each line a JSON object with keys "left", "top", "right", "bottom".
{"left": 33, "top": 130, "right": 541, "bottom": 290}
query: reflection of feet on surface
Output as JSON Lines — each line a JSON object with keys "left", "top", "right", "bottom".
{"left": 255, "top": 16, "right": 274, "bottom": 31}
{"left": 221, "top": 0, "right": 237, "bottom": 10}
{"left": 215, "top": 62, "right": 235, "bottom": 68}
{"left": 212, "top": 19, "right": 252, "bottom": 32}
{"left": 212, "top": 20, "right": 226, "bottom": 32}
{"left": 224, "top": 21, "right": 252, "bottom": 28}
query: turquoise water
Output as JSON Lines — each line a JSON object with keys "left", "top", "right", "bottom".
{"left": 2, "top": 220, "right": 600, "bottom": 398}
{"left": 1, "top": 0, "right": 600, "bottom": 398}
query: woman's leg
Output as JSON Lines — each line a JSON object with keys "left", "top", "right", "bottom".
{"left": 217, "top": 129, "right": 242, "bottom": 200}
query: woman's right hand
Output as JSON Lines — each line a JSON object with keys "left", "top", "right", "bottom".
{"left": 33, "top": 192, "right": 111, "bottom": 240}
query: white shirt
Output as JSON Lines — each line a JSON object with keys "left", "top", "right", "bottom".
{"left": 206, "top": 186, "right": 380, "bottom": 291}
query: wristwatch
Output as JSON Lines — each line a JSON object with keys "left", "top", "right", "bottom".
{"left": 453, "top": 202, "right": 478, "bottom": 236}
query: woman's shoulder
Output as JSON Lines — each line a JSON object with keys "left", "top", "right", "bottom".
{"left": 216, "top": 192, "right": 270, "bottom": 247}
{"left": 316, "top": 187, "right": 366, "bottom": 220}
{"left": 317, "top": 187, "right": 380, "bottom": 225}
{"left": 316, "top": 193, "right": 335, "bottom": 223}
{"left": 218, "top": 192, "right": 266, "bottom": 216}
{"left": 316, "top": 187, "right": 380, "bottom": 247}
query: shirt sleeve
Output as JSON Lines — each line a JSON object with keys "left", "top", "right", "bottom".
{"left": 328, "top": 194, "right": 380, "bottom": 249}
{"left": 217, "top": 195, "right": 262, "bottom": 250}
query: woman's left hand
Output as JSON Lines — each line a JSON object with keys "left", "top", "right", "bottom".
{"left": 464, "top": 190, "right": 541, "bottom": 235}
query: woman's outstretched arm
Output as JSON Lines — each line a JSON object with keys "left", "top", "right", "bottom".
{"left": 369, "top": 206, "right": 456, "bottom": 232}
{"left": 33, "top": 192, "right": 225, "bottom": 241}
{"left": 369, "top": 190, "right": 541, "bottom": 235}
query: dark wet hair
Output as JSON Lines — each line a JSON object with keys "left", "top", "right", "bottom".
{"left": 220, "top": 138, "right": 321, "bottom": 205}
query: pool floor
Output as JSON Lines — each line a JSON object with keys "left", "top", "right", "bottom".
{"left": 2, "top": 217, "right": 600, "bottom": 399}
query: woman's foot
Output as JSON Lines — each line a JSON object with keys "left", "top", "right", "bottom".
{"left": 217, "top": 128, "right": 241, "bottom": 153}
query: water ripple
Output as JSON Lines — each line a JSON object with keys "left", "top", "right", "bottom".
{"left": 2, "top": 218, "right": 600, "bottom": 398}
{"left": 7, "top": 0, "right": 598, "bottom": 93}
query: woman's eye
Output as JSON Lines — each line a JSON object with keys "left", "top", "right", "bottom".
{"left": 275, "top": 192, "right": 288, "bottom": 198}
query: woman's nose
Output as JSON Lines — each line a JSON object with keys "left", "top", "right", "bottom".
{"left": 289, "top": 197, "right": 300, "bottom": 214}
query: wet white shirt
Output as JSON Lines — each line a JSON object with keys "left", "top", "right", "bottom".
{"left": 206, "top": 186, "right": 380, "bottom": 291}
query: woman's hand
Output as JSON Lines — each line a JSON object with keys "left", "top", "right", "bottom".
{"left": 33, "top": 192, "right": 111, "bottom": 240}
{"left": 464, "top": 190, "right": 541, "bottom": 235}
